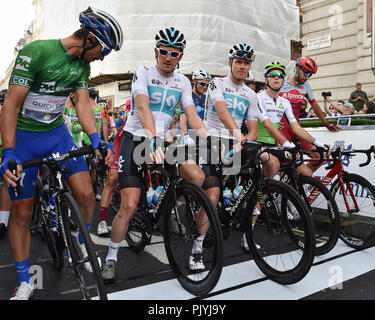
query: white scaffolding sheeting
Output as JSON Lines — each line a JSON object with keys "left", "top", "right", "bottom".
{"left": 37, "top": 0, "right": 299, "bottom": 81}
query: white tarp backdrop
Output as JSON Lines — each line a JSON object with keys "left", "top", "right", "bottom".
{"left": 35, "top": 0, "right": 299, "bottom": 80}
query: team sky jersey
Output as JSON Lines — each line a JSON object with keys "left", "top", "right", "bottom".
{"left": 256, "top": 90, "right": 297, "bottom": 145}
{"left": 204, "top": 76, "right": 258, "bottom": 138}
{"left": 10, "top": 39, "right": 90, "bottom": 132}
{"left": 279, "top": 79, "right": 316, "bottom": 122}
{"left": 124, "top": 66, "right": 194, "bottom": 138}
{"left": 64, "top": 103, "right": 107, "bottom": 147}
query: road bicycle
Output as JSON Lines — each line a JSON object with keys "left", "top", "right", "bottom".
{"left": 11, "top": 144, "right": 108, "bottom": 300}
{"left": 304, "top": 145, "right": 375, "bottom": 249}
{"left": 122, "top": 137, "right": 223, "bottom": 296}
{"left": 212, "top": 141, "right": 315, "bottom": 285}
{"left": 277, "top": 144, "right": 340, "bottom": 256}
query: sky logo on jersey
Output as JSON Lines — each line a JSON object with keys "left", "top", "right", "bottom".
{"left": 15, "top": 55, "right": 31, "bottom": 72}
{"left": 223, "top": 93, "right": 249, "bottom": 119}
{"left": 148, "top": 86, "right": 182, "bottom": 117}
{"left": 40, "top": 82, "right": 56, "bottom": 93}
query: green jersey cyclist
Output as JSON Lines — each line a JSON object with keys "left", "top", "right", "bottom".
{"left": 0, "top": 7, "right": 122, "bottom": 300}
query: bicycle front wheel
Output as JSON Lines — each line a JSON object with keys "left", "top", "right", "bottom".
{"left": 331, "top": 173, "right": 375, "bottom": 249}
{"left": 59, "top": 192, "right": 107, "bottom": 300}
{"left": 245, "top": 180, "right": 315, "bottom": 285}
{"left": 163, "top": 181, "right": 223, "bottom": 296}
{"left": 297, "top": 175, "right": 340, "bottom": 255}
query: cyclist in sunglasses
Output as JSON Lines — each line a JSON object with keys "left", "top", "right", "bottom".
{"left": 278, "top": 56, "right": 339, "bottom": 175}
{"left": 256, "top": 62, "right": 328, "bottom": 174}
{"left": 179, "top": 69, "right": 211, "bottom": 143}
{"left": 101, "top": 27, "right": 215, "bottom": 280}
{"left": 0, "top": 7, "right": 123, "bottom": 299}
{"left": 202, "top": 45, "right": 281, "bottom": 251}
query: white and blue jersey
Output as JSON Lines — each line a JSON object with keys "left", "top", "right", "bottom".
{"left": 184, "top": 91, "right": 206, "bottom": 130}
{"left": 204, "top": 76, "right": 258, "bottom": 138}
{"left": 124, "top": 65, "right": 194, "bottom": 138}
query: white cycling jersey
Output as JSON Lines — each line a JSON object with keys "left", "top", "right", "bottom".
{"left": 124, "top": 65, "right": 194, "bottom": 138}
{"left": 204, "top": 76, "right": 258, "bottom": 139}
{"left": 256, "top": 90, "right": 297, "bottom": 144}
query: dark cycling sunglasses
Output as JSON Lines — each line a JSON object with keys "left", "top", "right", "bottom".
{"left": 156, "top": 48, "right": 182, "bottom": 59}
{"left": 267, "top": 71, "right": 285, "bottom": 79}
{"left": 198, "top": 81, "right": 209, "bottom": 87}
{"left": 303, "top": 71, "right": 313, "bottom": 78}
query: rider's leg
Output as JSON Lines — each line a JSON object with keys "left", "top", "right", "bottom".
{"left": 98, "top": 169, "right": 118, "bottom": 222}
{"left": 179, "top": 159, "right": 206, "bottom": 187}
{"left": 0, "top": 184, "right": 11, "bottom": 234}
{"left": 68, "top": 171, "right": 96, "bottom": 225}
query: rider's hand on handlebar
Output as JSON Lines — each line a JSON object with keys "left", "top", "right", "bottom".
{"left": 0, "top": 148, "right": 22, "bottom": 188}
{"left": 150, "top": 137, "right": 165, "bottom": 164}
{"left": 89, "top": 133, "right": 114, "bottom": 166}
{"left": 326, "top": 123, "right": 341, "bottom": 132}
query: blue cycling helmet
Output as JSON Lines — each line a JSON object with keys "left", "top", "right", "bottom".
{"left": 155, "top": 27, "right": 186, "bottom": 50}
{"left": 228, "top": 43, "right": 255, "bottom": 62}
{"left": 79, "top": 7, "right": 123, "bottom": 51}
{"left": 192, "top": 69, "right": 211, "bottom": 81}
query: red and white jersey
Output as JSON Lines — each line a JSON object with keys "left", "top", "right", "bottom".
{"left": 279, "top": 79, "right": 316, "bottom": 122}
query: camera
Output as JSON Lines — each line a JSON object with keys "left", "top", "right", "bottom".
{"left": 322, "top": 92, "right": 332, "bottom": 98}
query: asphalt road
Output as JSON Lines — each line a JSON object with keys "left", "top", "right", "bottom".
{"left": 1, "top": 203, "right": 375, "bottom": 303}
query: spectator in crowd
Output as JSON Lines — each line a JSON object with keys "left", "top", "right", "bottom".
{"left": 245, "top": 79, "right": 257, "bottom": 92}
{"left": 348, "top": 82, "right": 368, "bottom": 112}
{"left": 342, "top": 102, "right": 354, "bottom": 115}
{"left": 299, "top": 99, "right": 309, "bottom": 118}
{"left": 324, "top": 97, "right": 344, "bottom": 116}
{"left": 358, "top": 101, "right": 375, "bottom": 114}
{"left": 307, "top": 108, "right": 317, "bottom": 118}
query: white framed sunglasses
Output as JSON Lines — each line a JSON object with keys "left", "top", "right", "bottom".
{"left": 90, "top": 32, "right": 112, "bottom": 56}
{"left": 156, "top": 47, "right": 183, "bottom": 59}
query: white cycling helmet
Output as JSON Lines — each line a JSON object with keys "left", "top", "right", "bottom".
{"left": 228, "top": 43, "right": 255, "bottom": 62}
{"left": 79, "top": 7, "right": 124, "bottom": 51}
{"left": 192, "top": 69, "right": 211, "bottom": 81}
{"left": 155, "top": 27, "right": 186, "bottom": 50}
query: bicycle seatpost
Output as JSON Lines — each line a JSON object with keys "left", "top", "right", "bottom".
{"left": 8, "top": 159, "right": 21, "bottom": 198}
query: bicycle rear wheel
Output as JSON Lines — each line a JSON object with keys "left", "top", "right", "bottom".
{"left": 163, "top": 181, "right": 223, "bottom": 296}
{"left": 331, "top": 173, "right": 375, "bottom": 249}
{"left": 59, "top": 192, "right": 107, "bottom": 300}
{"left": 297, "top": 175, "right": 340, "bottom": 255}
{"left": 245, "top": 180, "right": 315, "bottom": 285}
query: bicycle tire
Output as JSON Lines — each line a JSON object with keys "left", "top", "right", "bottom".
{"left": 297, "top": 175, "right": 340, "bottom": 255}
{"left": 330, "top": 173, "right": 375, "bottom": 249}
{"left": 163, "top": 180, "right": 223, "bottom": 296}
{"left": 33, "top": 177, "right": 65, "bottom": 270}
{"left": 245, "top": 180, "right": 315, "bottom": 285}
{"left": 59, "top": 192, "right": 107, "bottom": 300}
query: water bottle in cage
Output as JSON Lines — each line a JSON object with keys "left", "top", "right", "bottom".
{"left": 46, "top": 197, "right": 57, "bottom": 231}
{"left": 153, "top": 186, "right": 164, "bottom": 205}
{"left": 223, "top": 187, "right": 233, "bottom": 209}
{"left": 146, "top": 187, "right": 155, "bottom": 209}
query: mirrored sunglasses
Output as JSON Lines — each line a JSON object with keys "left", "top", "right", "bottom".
{"left": 267, "top": 71, "right": 285, "bottom": 79}
{"left": 156, "top": 48, "right": 182, "bottom": 59}
{"left": 303, "top": 71, "right": 313, "bottom": 78}
{"left": 234, "top": 50, "right": 255, "bottom": 62}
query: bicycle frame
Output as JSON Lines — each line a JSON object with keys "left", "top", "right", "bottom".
{"left": 303, "top": 146, "right": 374, "bottom": 214}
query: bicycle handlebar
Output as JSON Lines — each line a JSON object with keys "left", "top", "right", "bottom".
{"left": 21, "top": 145, "right": 94, "bottom": 169}
{"left": 325, "top": 145, "right": 374, "bottom": 169}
